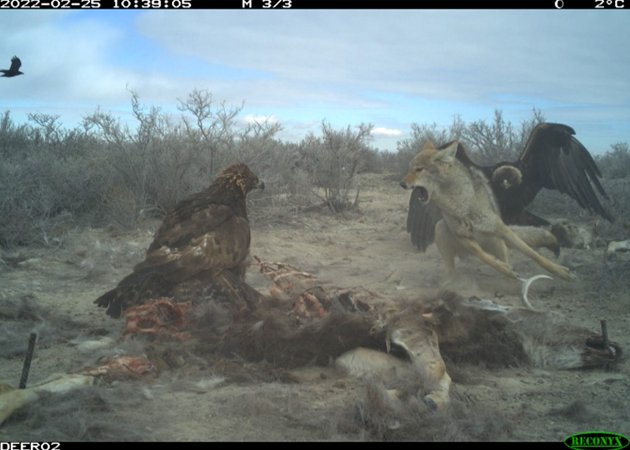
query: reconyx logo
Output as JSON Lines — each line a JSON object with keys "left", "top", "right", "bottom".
{"left": 564, "top": 431, "right": 629, "bottom": 450}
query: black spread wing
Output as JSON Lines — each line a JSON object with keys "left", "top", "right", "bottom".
{"left": 518, "top": 123, "right": 612, "bottom": 222}
{"left": 9, "top": 56, "right": 21, "bottom": 72}
{"left": 407, "top": 188, "right": 443, "bottom": 251}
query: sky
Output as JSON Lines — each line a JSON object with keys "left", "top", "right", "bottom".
{"left": 0, "top": 9, "right": 628, "bottom": 153}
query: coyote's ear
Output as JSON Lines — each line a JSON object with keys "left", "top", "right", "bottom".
{"left": 424, "top": 141, "right": 436, "bottom": 150}
{"left": 437, "top": 141, "right": 459, "bottom": 163}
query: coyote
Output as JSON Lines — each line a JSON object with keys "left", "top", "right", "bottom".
{"left": 400, "top": 141, "right": 573, "bottom": 282}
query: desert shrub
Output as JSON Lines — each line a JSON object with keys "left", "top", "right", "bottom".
{"left": 360, "top": 147, "right": 384, "bottom": 174}
{"left": 596, "top": 142, "right": 630, "bottom": 180}
{"left": 2, "top": 97, "right": 627, "bottom": 249}
{"left": 0, "top": 111, "right": 32, "bottom": 158}
{"left": 84, "top": 92, "right": 201, "bottom": 221}
{"left": 463, "top": 109, "right": 544, "bottom": 164}
{"left": 176, "top": 90, "right": 312, "bottom": 223}
{"left": 603, "top": 177, "right": 630, "bottom": 218}
{"left": 0, "top": 90, "right": 307, "bottom": 247}
{"left": 242, "top": 142, "right": 317, "bottom": 223}
{"left": 0, "top": 113, "right": 108, "bottom": 247}
{"left": 297, "top": 121, "right": 374, "bottom": 213}
{"left": 83, "top": 90, "right": 295, "bottom": 227}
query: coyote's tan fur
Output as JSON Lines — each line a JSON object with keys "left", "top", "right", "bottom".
{"left": 401, "top": 142, "right": 572, "bottom": 281}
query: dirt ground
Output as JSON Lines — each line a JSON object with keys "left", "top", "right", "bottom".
{"left": 1, "top": 173, "right": 629, "bottom": 441}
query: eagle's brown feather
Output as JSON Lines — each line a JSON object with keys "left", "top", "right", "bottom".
{"left": 95, "top": 163, "right": 264, "bottom": 318}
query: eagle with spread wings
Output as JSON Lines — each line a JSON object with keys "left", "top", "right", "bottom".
{"left": 406, "top": 122, "right": 613, "bottom": 251}
{"left": 95, "top": 163, "right": 264, "bottom": 318}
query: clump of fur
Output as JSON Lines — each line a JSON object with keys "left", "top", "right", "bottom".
{"left": 202, "top": 305, "right": 384, "bottom": 369}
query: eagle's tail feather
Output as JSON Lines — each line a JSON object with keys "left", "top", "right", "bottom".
{"left": 94, "top": 270, "right": 168, "bottom": 318}
{"left": 94, "top": 288, "right": 125, "bottom": 318}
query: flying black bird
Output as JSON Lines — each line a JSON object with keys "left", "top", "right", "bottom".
{"left": 405, "top": 122, "right": 613, "bottom": 251}
{"left": 1, "top": 56, "right": 24, "bottom": 78}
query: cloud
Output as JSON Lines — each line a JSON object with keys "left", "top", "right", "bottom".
{"left": 135, "top": 10, "right": 629, "bottom": 106}
{"left": 242, "top": 114, "right": 279, "bottom": 125}
{"left": 372, "top": 127, "right": 402, "bottom": 137}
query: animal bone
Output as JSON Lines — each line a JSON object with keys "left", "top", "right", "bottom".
{"left": 519, "top": 274, "right": 553, "bottom": 310}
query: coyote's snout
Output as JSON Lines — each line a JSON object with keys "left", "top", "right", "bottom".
{"left": 401, "top": 142, "right": 573, "bottom": 282}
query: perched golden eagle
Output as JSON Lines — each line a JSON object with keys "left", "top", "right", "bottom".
{"left": 95, "top": 163, "right": 264, "bottom": 318}
{"left": 1, "top": 56, "right": 23, "bottom": 78}
{"left": 405, "top": 123, "right": 612, "bottom": 251}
